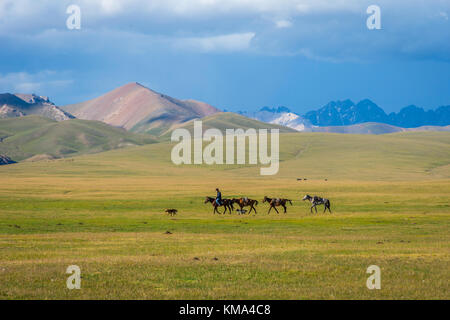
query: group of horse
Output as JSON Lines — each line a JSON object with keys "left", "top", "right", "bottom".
{"left": 204, "top": 194, "right": 331, "bottom": 215}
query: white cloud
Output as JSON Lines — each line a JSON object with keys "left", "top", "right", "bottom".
{"left": 99, "top": 0, "right": 123, "bottom": 15}
{"left": 0, "top": 71, "right": 73, "bottom": 94}
{"left": 175, "top": 32, "right": 256, "bottom": 52}
{"left": 0, "top": 0, "right": 375, "bottom": 28}
{"left": 275, "top": 20, "right": 293, "bottom": 28}
{"left": 0, "top": 0, "right": 449, "bottom": 61}
{"left": 80, "top": 0, "right": 362, "bottom": 17}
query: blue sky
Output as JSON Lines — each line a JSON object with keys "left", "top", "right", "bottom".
{"left": 0, "top": 0, "right": 449, "bottom": 114}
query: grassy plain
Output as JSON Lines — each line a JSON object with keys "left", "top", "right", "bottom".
{"left": 0, "top": 132, "right": 449, "bottom": 299}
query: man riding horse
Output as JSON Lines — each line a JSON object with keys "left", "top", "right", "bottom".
{"left": 216, "top": 188, "right": 222, "bottom": 206}
{"left": 204, "top": 188, "right": 234, "bottom": 214}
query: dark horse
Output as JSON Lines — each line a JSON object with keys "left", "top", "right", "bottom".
{"left": 302, "top": 195, "right": 331, "bottom": 213}
{"left": 204, "top": 196, "right": 234, "bottom": 214}
{"left": 231, "top": 197, "right": 259, "bottom": 214}
{"left": 262, "top": 196, "right": 292, "bottom": 214}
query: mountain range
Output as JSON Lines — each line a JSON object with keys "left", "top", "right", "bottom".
{"left": 241, "top": 100, "right": 450, "bottom": 132}
{"left": 1, "top": 82, "right": 450, "bottom": 164}
{"left": 0, "top": 83, "right": 290, "bottom": 163}
{"left": 303, "top": 99, "right": 450, "bottom": 128}
{"left": 2, "top": 83, "right": 449, "bottom": 135}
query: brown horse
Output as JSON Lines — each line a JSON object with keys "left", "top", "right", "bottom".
{"left": 204, "top": 196, "right": 234, "bottom": 214}
{"left": 263, "top": 196, "right": 292, "bottom": 214}
{"left": 231, "top": 198, "right": 258, "bottom": 214}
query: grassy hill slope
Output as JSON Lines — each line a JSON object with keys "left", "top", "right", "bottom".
{"left": 0, "top": 116, "right": 158, "bottom": 161}
{"left": 161, "top": 112, "right": 296, "bottom": 138}
{"left": 312, "top": 122, "right": 450, "bottom": 134}
{"left": 1, "top": 130, "right": 449, "bottom": 181}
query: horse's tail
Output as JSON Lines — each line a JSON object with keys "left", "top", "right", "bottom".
{"left": 255, "top": 200, "right": 258, "bottom": 206}
{"left": 288, "top": 199, "right": 293, "bottom": 206}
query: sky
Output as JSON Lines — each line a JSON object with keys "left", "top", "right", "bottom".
{"left": 0, "top": 0, "right": 449, "bottom": 114}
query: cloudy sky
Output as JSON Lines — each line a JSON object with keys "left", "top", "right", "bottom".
{"left": 0, "top": 0, "right": 449, "bottom": 113}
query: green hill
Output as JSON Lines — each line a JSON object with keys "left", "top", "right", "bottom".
{"left": 2, "top": 128, "right": 448, "bottom": 181}
{"left": 273, "top": 131, "right": 450, "bottom": 180}
{"left": 161, "top": 112, "right": 296, "bottom": 139}
{"left": 0, "top": 116, "right": 158, "bottom": 162}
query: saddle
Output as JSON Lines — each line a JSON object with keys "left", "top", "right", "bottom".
{"left": 313, "top": 196, "right": 324, "bottom": 204}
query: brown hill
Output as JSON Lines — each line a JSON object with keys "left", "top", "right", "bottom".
{"left": 62, "top": 82, "right": 219, "bottom": 135}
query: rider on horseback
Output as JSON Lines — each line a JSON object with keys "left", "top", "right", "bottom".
{"left": 215, "top": 188, "right": 222, "bottom": 206}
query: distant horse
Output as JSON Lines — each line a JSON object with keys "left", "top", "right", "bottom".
{"left": 231, "top": 197, "right": 259, "bottom": 214}
{"left": 204, "top": 196, "right": 234, "bottom": 214}
{"left": 262, "top": 196, "right": 292, "bottom": 214}
{"left": 302, "top": 195, "right": 331, "bottom": 213}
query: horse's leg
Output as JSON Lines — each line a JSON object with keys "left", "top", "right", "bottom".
{"left": 283, "top": 204, "right": 287, "bottom": 213}
{"left": 267, "top": 206, "right": 272, "bottom": 214}
{"left": 315, "top": 205, "right": 318, "bottom": 213}
{"left": 310, "top": 204, "right": 314, "bottom": 213}
{"left": 274, "top": 206, "right": 279, "bottom": 214}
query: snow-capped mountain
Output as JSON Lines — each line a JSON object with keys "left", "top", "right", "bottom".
{"left": 236, "top": 100, "right": 450, "bottom": 132}
{"left": 237, "top": 106, "right": 313, "bottom": 132}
